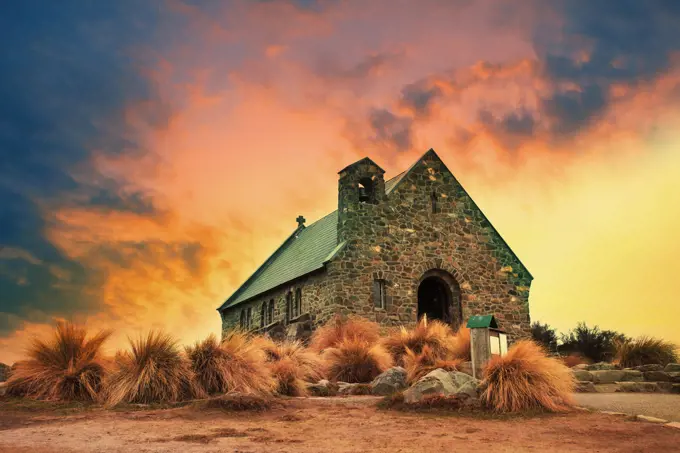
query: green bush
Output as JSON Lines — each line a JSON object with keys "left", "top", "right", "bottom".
{"left": 558, "top": 322, "right": 628, "bottom": 363}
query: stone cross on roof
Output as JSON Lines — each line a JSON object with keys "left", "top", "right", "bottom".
{"left": 296, "top": 215, "right": 306, "bottom": 227}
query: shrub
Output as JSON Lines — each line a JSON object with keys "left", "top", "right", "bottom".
{"left": 185, "top": 332, "right": 275, "bottom": 396}
{"left": 105, "top": 330, "right": 205, "bottom": 406}
{"left": 560, "top": 353, "right": 590, "bottom": 368}
{"left": 381, "top": 316, "right": 458, "bottom": 366}
{"left": 559, "top": 322, "right": 628, "bottom": 363}
{"left": 252, "top": 337, "right": 325, "bottom": 396}
{"left": 403, "top": 345, "right": 462, "bottom": 383}
{"left": 6, "top": 321, "right": 111, "bottom": 401}
{"left": 531, "top": 322, "right": 558, "bottom": 352}
{"left": 309, "top": 315, "right": 380, "bottom": 352}
{"left": 323, "top": 337, "right": 393, "bottom": 383}
{"left": 615, "top": 336, "right": 678, "bottom": 368}
{"left": 480, "top": 340, "right": 575, "bottom": 413}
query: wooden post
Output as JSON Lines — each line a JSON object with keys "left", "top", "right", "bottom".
{"left": 470, "top": 328, "right": 491, "bottom": 379}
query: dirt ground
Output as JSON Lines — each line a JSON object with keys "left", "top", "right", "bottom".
{"left": 1, "top": 396, "right": 679, "bottom": 453}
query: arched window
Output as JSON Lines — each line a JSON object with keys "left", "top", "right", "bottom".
{"left": 431, "top": 190, "right": 439, "bottom": 214}
{"left": 260, "top": 302, "right": 267, "bottom": 328}
{"left": 268, "top": 299, "right": 274, "bottom": 324}
{"left": 358, "top": 177, "right": 376, "bottom": 204}
{"left": 239, "top": 310, "right": 246, "bottom": 329}
{"left": 286, "top": 292, "right": 293, "bottom": 322}
{"left": 295, "top": 288, "right": 302, "bottom": 318}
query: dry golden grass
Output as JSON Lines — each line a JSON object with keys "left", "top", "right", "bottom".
{"left": 251, "top": 337, "right": 325, "bottom": 396}
{"left": 185, "top": 332, "right": 276, "bottom": 396}
{"left": 381, "top": 316, "right": 459, "bottom": 366}
{"left": 480, "top": 340, "right": 575, "bottom": 413}
{"left": 104, "top": 330, "right": 206, "bottom": 406}
{"left": 323, "top": 337, "right": 393, "bottom": 383}
{"left": 451, "top": 326, "right": 471, "bottom": 361}
{"left": 6, "top": 321, "right": 111, "bottom": 401}
{"left": 403, "top": 345, "right": 462, "bottom": 383}
{"left": 309, "top": 315, "right": 381, "bottom": 352}
{"left": 615, "top": 336, "right": 679, "bottom": 368}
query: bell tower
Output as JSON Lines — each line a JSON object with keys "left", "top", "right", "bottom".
{"left": 337, "top": 157, "right": 386, "bottom": 244}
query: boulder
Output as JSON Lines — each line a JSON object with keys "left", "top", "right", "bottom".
{"left": 307, "top": 379, "right": 338, "bottom": 397}
{"left": 586, "top": 362, "right": 618, "bottom": 371}
{"left": 575, "top": 381, "right": 596, "bottom": 393}
{"left": 591, "top": 370, "right": 643, "bottom": 384}
{"left": 667, "top": 372, "right": 680, "bottom": 383}
{"left": 572, "top": 370, "right": 594, "bottom": 382}
{"left": 457, "top": 361, "right": 474, "bottom": 376}
{"left": 370, "top": 367, "right": 407, "bottom": 396}
{"left": 402, "top": 369, "right": 480, "bottom": 404}
{"left": 664, "top": 363, "right": 680, "bottom": 373}
{"left": 337, "top": 382, "right": 372, "bottom": 396}
{"left": 572, "top": 364, "right": 589, "bottom": 370}
{"left": 643, "top": 371, "right": 670, "bottom": 382}
{"left": 671, "top": 384, "right": 680, "bottom": 394}
{"left": 632, "top": 364, "right": 664, "bottom": 372}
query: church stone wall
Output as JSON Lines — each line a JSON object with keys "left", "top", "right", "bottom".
{"left": 220, "top": 271, "right": 332, "bottom": 339}
{"left": 325, "top": 150, "right": 533, "bottom": 340}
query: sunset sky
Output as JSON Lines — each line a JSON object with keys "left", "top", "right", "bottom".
{"left": 2, "top": 0, "right": 680, "bottom": 364}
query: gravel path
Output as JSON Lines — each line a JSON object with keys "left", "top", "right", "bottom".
{"left": 574, "top": 393, "right": 680, "bottom": 422}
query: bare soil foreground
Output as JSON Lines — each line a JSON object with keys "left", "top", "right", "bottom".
{"left": 1, "top": 396, "right": 679, "bottom": 453}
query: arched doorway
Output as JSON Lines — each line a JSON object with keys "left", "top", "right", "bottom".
{"left": 417, "top": 270, "right": 463, "bottom": 330}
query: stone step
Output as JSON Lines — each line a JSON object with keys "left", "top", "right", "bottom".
{"left": 572, "top": 369, "right": 680, "bottom": 384}
{"left": 575, "top": 381, "right": 680, "bottom": 394}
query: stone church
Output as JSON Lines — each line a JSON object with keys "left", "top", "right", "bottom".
{"left": 218, "top": 149, "right": 532, "bottom": 341}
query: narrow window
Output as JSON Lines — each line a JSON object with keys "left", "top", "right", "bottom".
{"left": 431, "top": 190, "right": 439, "bottom": 214}
{"left": 268, "top": 299, "right": 275, "bottom": 324}
{"left": 373, "top": 279, "right": 387, "bottom": 309}
{"left": 240, "top": 310, "right": 246, "bottom": 329}
{"left": 295, "top": 288, "right": 302, "bottom": 318}
{"left": 286, "top": 292, "right": 293, "bottom": 322}
{"left": 260, "top": 302, "right": 267, "bottom": 328}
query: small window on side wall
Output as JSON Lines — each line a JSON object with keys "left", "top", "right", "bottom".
{"left": 372, "top": 279, "right": 387, "bottom": 309}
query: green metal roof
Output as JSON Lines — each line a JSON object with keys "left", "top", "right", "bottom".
{"left": 219, "top": 211, "right": 341, "bottom": 309}
{"left": 466, "top": 315, "right": 499, "bottom": 329}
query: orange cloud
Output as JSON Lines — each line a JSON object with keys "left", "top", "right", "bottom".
{"left": 4, "top": 0, "right": 680, "bottom": 364}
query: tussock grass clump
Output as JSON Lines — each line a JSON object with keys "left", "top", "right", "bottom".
{"left": 403, "top": 345, "right": 462, "bottom": 383}
{"left": 451, "top": 327, "right": 471, "bottom": 361}
{"left": 252, "top": 337, "right": 325, "bottom": 396}
{"left": 6, "top": 321, "right": 111, "bottom": 401}
{"left": 309, "top": 315, "right": 380, "bottom": 352}
{"left": 105, "top": 331, "right": 205, "bottom": 406}
{"left": 186, "top": 332, "right": 275, "bottom": 396}
{"left": 323, "top": 337, "right": 393, "bottom": 383}
{"left": 381, "top": 316, "right": 459, "bottom": 366}
{"left": 480, "top": 340, "right": 575, "bottom": 413}
{"left": 615, "top": 336, "right": 678, "bottom": 368}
